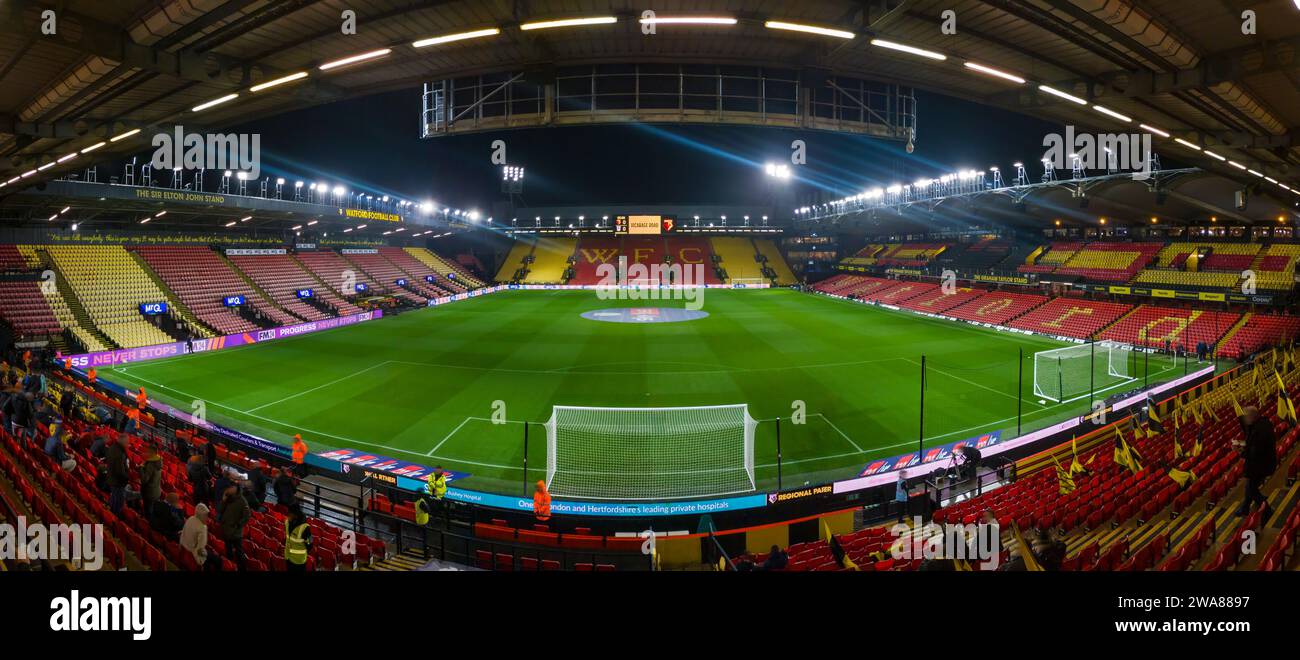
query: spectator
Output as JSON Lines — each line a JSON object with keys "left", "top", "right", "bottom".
{"left": 761, "top": 545, "right": 788, "bottom": 571}
{"left": 105, "top": 433, "right": 130, "bottom": 514}
{"left": 532, "top": 480, "right": 551, "bottom": 523}
{"left": 213, "top": 469, "right": 233, "bottom": 515}
{"left": 247, "top": 465, "right": 268, "bottom": 510}
{"left": 218, "top": 485, "right": 250, "bottom": 568}
{"left": 202, "top": 439, "right": 217, "bottom": 469}
{"left": 60, "top": 388, "right": 75, "bottom": 420}
{"left": 272, "top": 468, "right": 298, "bottom": 506}
{"left": 180, "top": 503, "right": 216, "bottom": 571}
{"left": 149, "top": 493, "right": 185, "bottom": 541}
{"left": 139, "top": 445, "right": 163, "bottom": 514}
{"left": 283, "top": 503, "right": 312, "bottom": 572}
{"left": 894, "top": 470, "right": 909, "bottom": 522}
{"left": 43, "top": 421, "right": 76, "bottom": 472}
{"left": 187, "top": 454, "right": 212, "bottom": 505}
{"left": 8, "top": 392, "right": 33, "bottom": 440}
{"left": 1237, "top": 405, "right": 1278, "bottom": 517}
{"left": 89, "top": 427, "right": 110, "bottom": 458}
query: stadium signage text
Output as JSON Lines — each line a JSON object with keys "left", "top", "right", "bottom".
{"left": 132, "top": 188, "right": 228, "bottom": 204}
{"left": 973, "top": 273, "right": 1031, "bottom": 285}
{"left": 768, "top": 484, "right": 833, "bottom": 504}
{"left": 342, "top": 208, "right": 401, "bottom": 222}
{"left": 225, "top": 248, "right": 286, "bottom": 256}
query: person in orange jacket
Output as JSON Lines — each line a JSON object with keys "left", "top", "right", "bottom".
{"left": 87, "top": 367, "right": 97, "bottom": 385}
{"left": 533, "top": 480, "right": 551, "bottom": 522}
{"left": 136, "top": 387, "right": 148, "bottom": 411}
{"left": 291, "top": 434, "right": 308, "bottom": 464}
{"left": 22, "top": 350, "right": 31, "bottom": 369}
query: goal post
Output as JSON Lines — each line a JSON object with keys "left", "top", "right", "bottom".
{"left": 1032, "top": 341, "right": 1135, "bottom": 403}
{"left": 544, "top": 404, "right": 758, "bottom": 500}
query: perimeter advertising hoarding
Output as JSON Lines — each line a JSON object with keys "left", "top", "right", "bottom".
{"left": 854, "top": 431, "right": 1001, "bottom": 478}
{"left": 63, "top": 310, "right": 381, "bottom": 368}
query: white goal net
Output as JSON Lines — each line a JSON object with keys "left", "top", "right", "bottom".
{"left": 1033, "top": 341, "right": 1134, "bottom": 403}
{"left": 544, "top": 404, "right": 758, "bottom": 500}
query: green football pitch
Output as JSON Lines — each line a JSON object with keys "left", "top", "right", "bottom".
{"left": 101, "top": 288, "right": 1193, "bottom": 497}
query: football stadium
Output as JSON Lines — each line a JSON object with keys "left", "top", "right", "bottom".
{"left": 3, "top": 0, "right": 1300, "bottom": 620}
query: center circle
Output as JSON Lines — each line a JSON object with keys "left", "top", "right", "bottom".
{"left": 581, "top": 307, "right": 710, "bottom": 324}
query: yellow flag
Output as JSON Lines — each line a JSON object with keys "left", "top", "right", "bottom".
{"left": 1167, "top": 467, "right": 1196, "bottom": 488}
{"left": 1009, "top": 521, "right": 1044, "bottom": 572}
{"left": 1230, "top": 392, "right": 1244, "bottom": 417}
{"left": 1070, "top": 437, "right": 1086, "bottom": 475}
{"left": 1052, "top": 454, "right": 1077, "bottom": 495}
{"left": 1202, "top": 397, "right": 1219, "bottom": 422}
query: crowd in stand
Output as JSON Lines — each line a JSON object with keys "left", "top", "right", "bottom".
{"left": 0, "top": 342, "right": 320, "bottom": 571}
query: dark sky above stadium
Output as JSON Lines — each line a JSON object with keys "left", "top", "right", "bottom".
{"left": 233, "top": 88, "right": 1084, "bottom": 214}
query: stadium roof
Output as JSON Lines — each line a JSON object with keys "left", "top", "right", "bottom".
{"left": 1, "top": 0, "right": 1298, "bottom": 209}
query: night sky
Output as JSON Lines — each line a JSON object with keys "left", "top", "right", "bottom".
{"left": 233, "top": 87, "right": 1074, "bottom": 215}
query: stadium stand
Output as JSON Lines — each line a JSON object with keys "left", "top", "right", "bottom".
{"left": 1098, "top": 304, "right": 1239, "bottom": 350}
{"left": 1250, "top": 244, "right": 1300, "bottom": 290}
{"left": 294, "top": 249, "right": 380, "bottom": 300}
{"left": 754, "top": 238, "right": 797, "bottom": 285}
{"left": 943, "top": 291, "right": 1048, "bottom": 325}
{"left": 495, "top": 240, "right": 534, "bottom": 282}
{"left": 937, "top": 238, "right": 1013, "bottom": 272}
{"left": 875, "top": 243, "right": 948, "bottom": 267}
{"left": 0, "top": 244, "right": 27, "bottom": 272}
{"left": 1023, "top": 242, "right": 1083, "bottom": 271}
{"left": 44, "top": 245, "right": 176, "bottom": 348}
{"left": 525, "top": 237, "right": 577, "bottom": 283}
{"left": 1008, "top": 297, "right": 1134, "bottom": 340}
{"left": 134, "top": 246, "right": 280, "bottom": 335}
{"left": 377, "top": 247, "right": 458, "bottom": 297}
{"left": 839, "top": 244, "right": 887, "bottom": 267}
{"left": 227, "top": 253, "right": 348, "bottom": 321}
{"left": 568, "top": 236, "right": 617, "bottom": 285}
{"left": 336, "top": 251, "right": 430, "bottom": 304}
{"left": 621, "top": 236, "right": 666, "bottom": 282}
{"left": 1051, "top": 242, "right": 1162, "bottom": 282}
{"left": 861, "top": 280, "right": 936, "bottom": 304}
{"left": 1132, "top": 268, "right": 1242, "bottom": 289}
{"left": 897, "top": 287, "right": 985, "bottom": 314}
{"left": 1216, "top": 314, "right": 1300, "bottom": 360}
{"left": 711, "top": 237, "right": 765, "bottom": 282}
{"left": 402, "top": 246, "right": 483, "bottom": 289}
{"left": 9, "top": 246, "right": 106, "bottom": 352}
{"left": 0, "top": 281, "right": 63, "bottom": 338}
{"left": 666, "top": 236, "right": 723, "bottom": 285}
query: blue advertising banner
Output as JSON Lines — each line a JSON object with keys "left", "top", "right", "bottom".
{"left": 855, "top": 431, "right": 1002, "bottom": 477}
{"left": 315, "top": 447, "right": 470, "bottom": 483}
